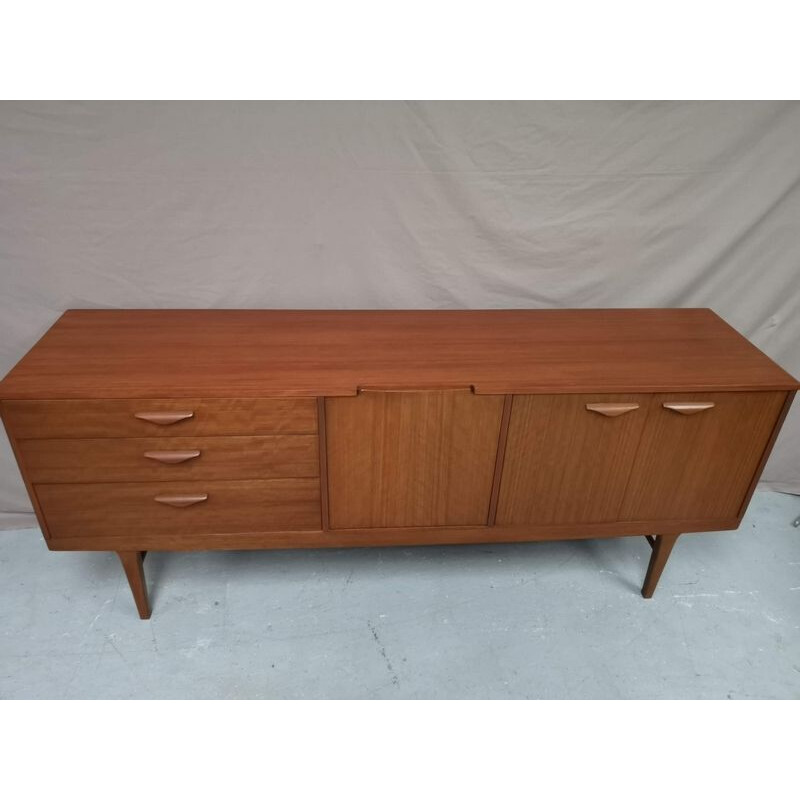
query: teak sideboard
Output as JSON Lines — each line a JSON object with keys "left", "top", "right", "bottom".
{"left": 0, "top": 309, "right": 796, "bottom": 619}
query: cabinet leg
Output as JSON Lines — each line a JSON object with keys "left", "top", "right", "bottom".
{"left": 641, "top": 534, "right": 679, "bottom": 599}
{"left": 116, "top": 551, "right": 151, "bottom": 619}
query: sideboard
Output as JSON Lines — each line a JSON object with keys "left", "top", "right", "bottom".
{"left": 0, "top": 309, "right": 796, "bottom": 618}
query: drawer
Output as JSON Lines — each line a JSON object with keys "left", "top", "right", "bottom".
{"left": 2, "top": 398, "right": 317, "bottom": 439}
{"left": 19, "top": 435, "right": 319, "bottom": 483}
{"left": 36, "top": 478, "right": 322, "bottom": 539}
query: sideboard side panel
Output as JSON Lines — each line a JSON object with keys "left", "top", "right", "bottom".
{"left": 734, "top": 390, "right": 795, "bottom": 519}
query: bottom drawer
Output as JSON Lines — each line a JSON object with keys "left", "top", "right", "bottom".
{"left": 36, "top": 479, "right": 321, "bottom": 539}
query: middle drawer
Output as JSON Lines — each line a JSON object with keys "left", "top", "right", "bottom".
{"left": 20, "top": 435, "right": 319, "bottom": 483}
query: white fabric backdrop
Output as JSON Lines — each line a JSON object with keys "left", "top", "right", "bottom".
{"left": 1, "top": 101, "right": 798, "bottom": 527}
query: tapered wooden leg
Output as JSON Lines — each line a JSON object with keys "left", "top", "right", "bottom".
{"left": 641, "top": 534, "right": 680, "bottom": 598}
{"left": 117, "top": 551, "right": 151, "bottom": 619}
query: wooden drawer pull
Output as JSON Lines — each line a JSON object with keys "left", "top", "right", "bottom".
{"left": 134, "top": 411, "right": 194, "bottom": 425}
{"left": 357, "top": 385, "right": 475, "bottom": 394}
{"left": 144, "top": 450, "right": 201, "bottom": 464}
{"left": 586, "top": 403, "right": 639, "bottom": 417}
{"left": 153, "top": 493, "right": 208, "bottom": 508}
{"left": 663, "top": 402, "right": 715, "bottom": 415}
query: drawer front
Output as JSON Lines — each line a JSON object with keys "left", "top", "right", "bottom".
{"left": 19, "top": 435, "right": 319, "bottom": 483}
{"left": 2, "top": 398, "right": 317, "bottom": 439}
{"left": 36, "top": 478, "right": 322, "bottom": 538}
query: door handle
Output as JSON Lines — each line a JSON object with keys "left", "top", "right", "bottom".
{"left": 663, "top": 402, "right": 715, "bottom": 415}
{"left": 586, "top": 403, "right": 640, "bottom": 417}
{"left": 144, "top": 450, "right": 201, "bottom": 464}
{"left": 153, "top": 493, "right": 208, "bottom": 508}
{"left": 357, "top": 385, "right": 475, "bottom": 393}
{"left": 134, "top": 411, "right": 194, "bottom": 425}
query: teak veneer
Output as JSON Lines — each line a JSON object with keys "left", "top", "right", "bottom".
{"left": 1, "top": 308, "right": 796, "bottom": 618}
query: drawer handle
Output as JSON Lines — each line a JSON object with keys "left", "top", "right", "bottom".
{"left": 154, "top": 493, "right": 208, "bottom": 508}
{"left": 144, "top": 450, "right": 201, "bottom": 464}
{"left": 357, "top": 385, "right": 475, "bottom": 393}
{"left": 663, "top": 402, "right": 715, "bottom": 415}
{"left": 586, "top": 403, "right": 640, "bottom": 417}
{"left": 134, "top": 411, "right": 194, "bottom": 425}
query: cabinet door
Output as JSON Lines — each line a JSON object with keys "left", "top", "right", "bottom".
{"left": 496, "top": 394, "right": 648, "bottom": 525}
{"left": 326, "top": 390, "right": 505, "bottom": 529}
{"left": 620, "top": 391, "right": 786, "bottom": 521}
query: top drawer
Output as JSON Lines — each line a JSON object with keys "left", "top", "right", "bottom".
{"left": 1, "top": 398, "right": 318, "bottom": 439}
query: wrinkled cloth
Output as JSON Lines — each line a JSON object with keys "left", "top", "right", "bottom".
{"left": 1, "top": 101, "right": 798, "bottom": 525}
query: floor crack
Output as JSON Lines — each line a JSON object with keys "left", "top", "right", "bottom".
{"left": 367, "top": 620, "right": 399, "bottom": 686}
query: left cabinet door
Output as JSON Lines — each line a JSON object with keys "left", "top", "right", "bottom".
{"left": 496, "top": 394, "right": 649, "bottom": 525}
{"left": 326, "top": 390, "right": 505, "bottom": 529}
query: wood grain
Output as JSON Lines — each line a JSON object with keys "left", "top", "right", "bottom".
{"left": 621, "top": 391, "right": 787, "bottom": 521}
{"left": 326, "top": 390, "right": 505, "bottom": 528}
{"left": 0, "top": 309, "right": 796, "bottom": 399}
{"left": 36, "top": 478, "right": 321, "bottom": 538}
{"left": 19, "top": 435, "right": 319, "bottom": 483}
{"left": 497, "top": 394, "right": 649, "bottom": 525}
{"left": 486, "top": 394, "right": 513, "bottom": 525}
{"left": 2, "top": 397, "right": 317, "bottom": 439}
{"left": 316, "top": 396, "right": 330, "bottom": 531}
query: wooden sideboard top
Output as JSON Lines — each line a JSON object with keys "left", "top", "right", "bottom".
{"left": 0, "top": 308, "right": 796, "bottom": 399}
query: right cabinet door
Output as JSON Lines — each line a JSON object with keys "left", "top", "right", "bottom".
{"left": 620, "top": 391, "right": 786, "bottom": 521}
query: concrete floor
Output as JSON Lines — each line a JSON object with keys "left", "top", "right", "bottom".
{"left": 1, "top": 490, "right": 799, "bottom": 699}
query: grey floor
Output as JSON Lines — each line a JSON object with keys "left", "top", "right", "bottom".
{"left": 1, "top": 490, "right": 799, "bottom": 699}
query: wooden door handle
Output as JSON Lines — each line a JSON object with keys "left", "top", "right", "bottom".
{"left": 153, "top": 493, "right": 208, "bottom": 508}
{"left": 663, "top": 402, "right": 715, "bottom": 415}
{"left": 134, "top": 411, "right": 194, "bottom": 425}
{"left": 586, "top": 403, "right": 640, "bottom": 417}
{"left": 357, "top": 385, "right": 475, "bottom": 394}
{"left": 144, "top": 450, "right": 201, "bottom": 464}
